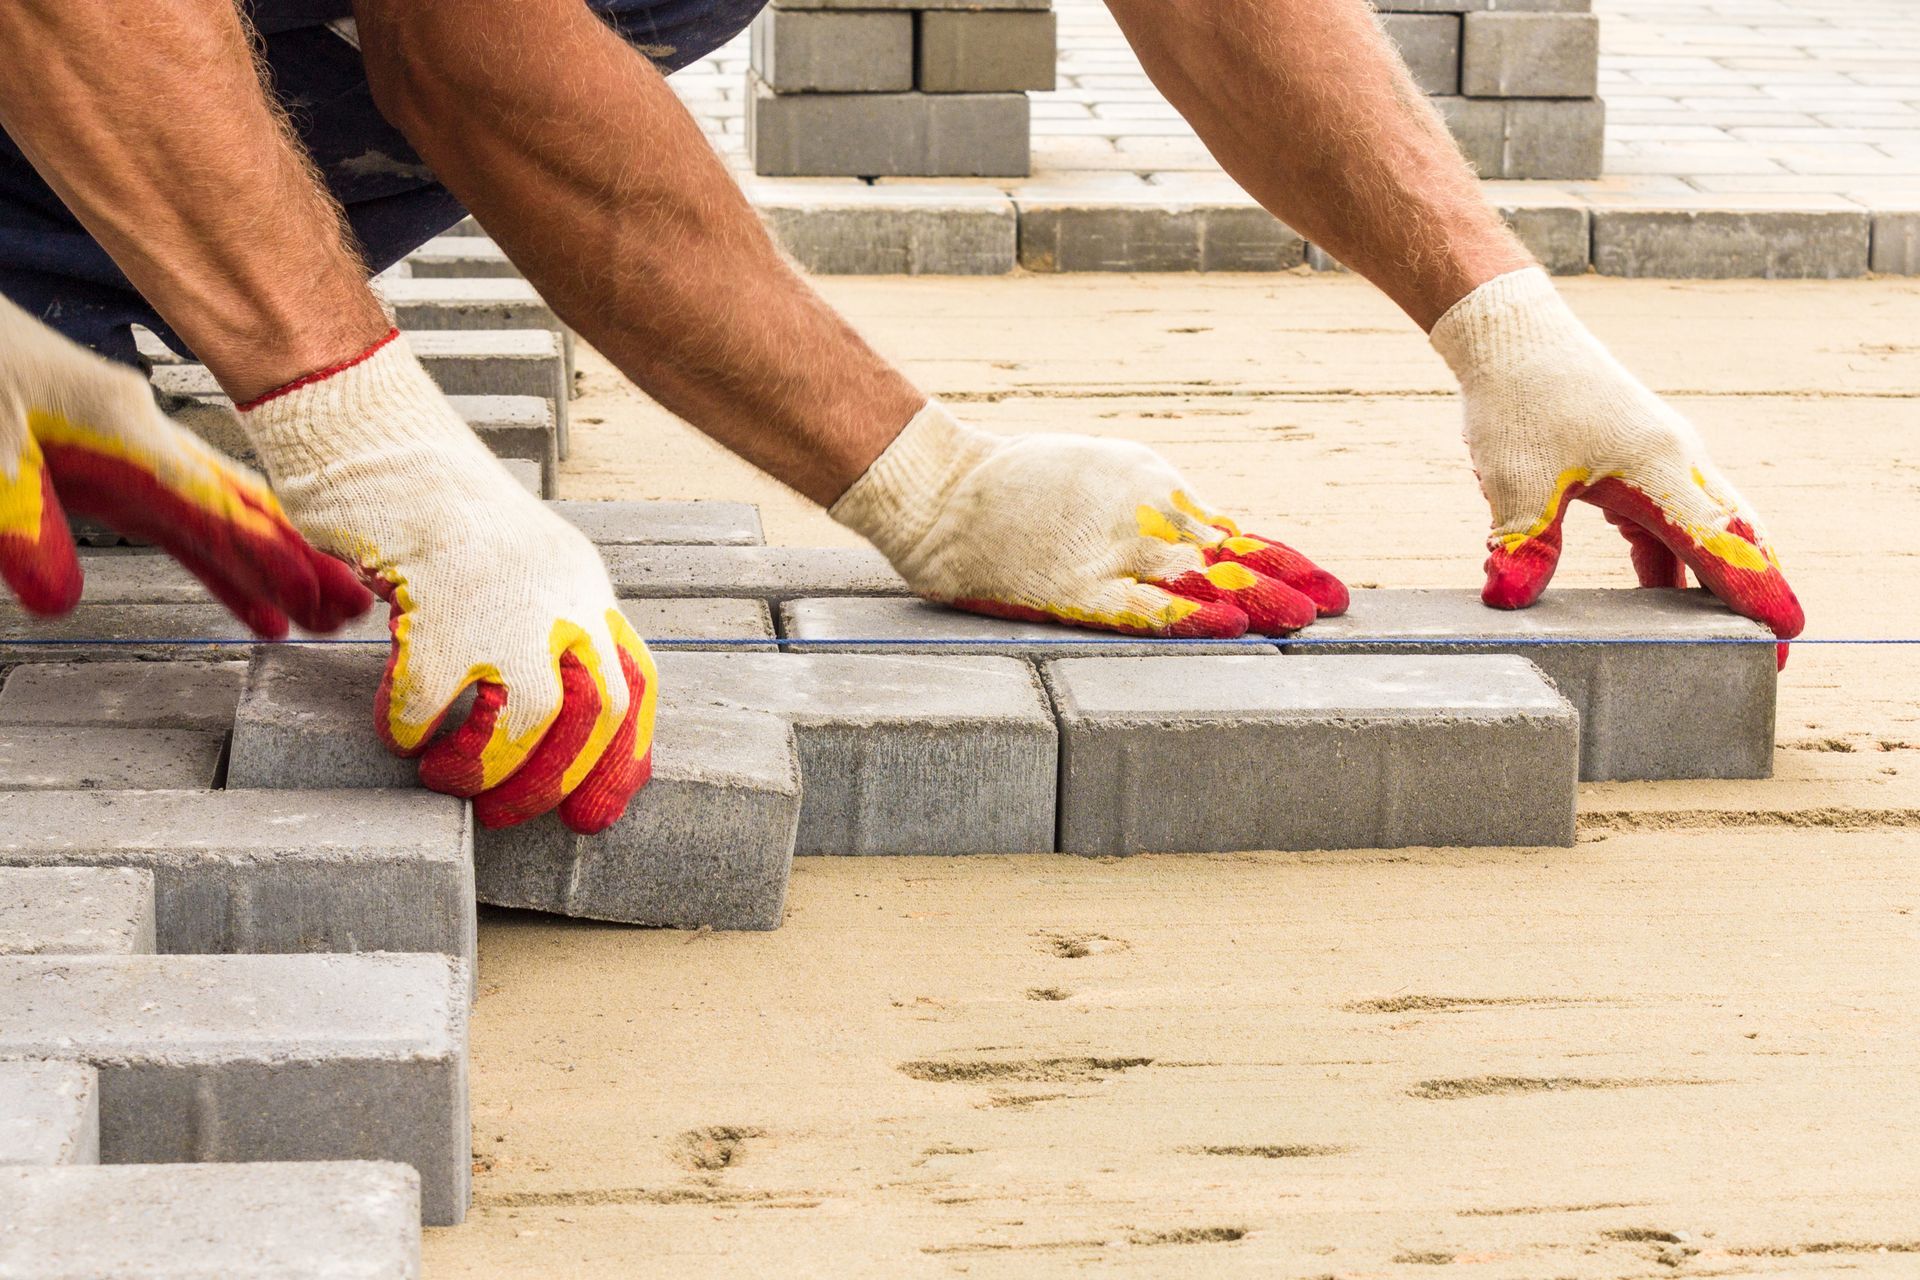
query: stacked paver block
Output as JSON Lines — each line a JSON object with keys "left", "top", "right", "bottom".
{"left": 1047, "top": 653, "right": 1578, "bottom": 854}
{"left": 0, "top": 1162, "right": 422, "bottom": 1279}
{"left": 748, "top": 0, "right": 1054, "bottom": 178}
{"left": 0, "top": 952, "right": 469, "bottom": 1223}
{"left": 1376, "top": 0, "right": 1604, "bottom": 180}
{"left": 1289, "top": 588, "right": 1778, "bottom": 781}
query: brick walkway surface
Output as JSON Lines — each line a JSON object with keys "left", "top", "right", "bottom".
{"left": 669, "top": 0, "right": 1920, "bottom": 275}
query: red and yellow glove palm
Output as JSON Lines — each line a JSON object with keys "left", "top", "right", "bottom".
{"left": 831, "top": 403, "right": 1347, "bottom": 638}
{"left": 0, "top": 296, "right": 370, "bottom": 634}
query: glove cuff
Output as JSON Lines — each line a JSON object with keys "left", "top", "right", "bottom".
{"left": 829, "top": 400, "right": 1000, "bottom": 565}
{"left": 236, "top": 330, "right": 488, "bottom": 486}
{"left": 1429, "top": 267, "right": 1585, "bottom": 386}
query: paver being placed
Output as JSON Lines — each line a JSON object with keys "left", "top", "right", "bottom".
{"left": 658, "top": 651, "right": 1057, "bottom": 855}
{"left": 1046, "top": 654, "right": 1578, "bottom": 854}
{"left": 0, "top": 1061, "right": 99, "bottom": 1166}
{"left": 0, "top": 790, "right": 474, "bottom": 968}
{"left": 0, "top": 727, "right": 225, "bottom": 791}
{"left": 780, "top": 596, "right": 1278, "bottom": 657}
{"left": 228, "top": 601, "right": 775, "bottom": 790}
{"left": 603, "top": 544, "right": 910, "bottom": 601}
{"left": 0, "top": 867, "right": 155, "bottom": 957}
{"left": 0, "top": 953, "right": 470, "bottom": 1224}
{"left": 228, "top": 647, "right": 418, "bottom": 792}
{"left": 0, "top": 1161, "right": 421, "bottom": 1279}
{"left": 0, "top": 661, "right": 248, "bottom": 731}
{"left": 1287, "top": 588, "right": 1777, "bottom": 781}
{"left": 549, "top": 498, "right": 766, "bottom": 546}
{"left": 476, "top": 704, "right": 800, "bottom": 929}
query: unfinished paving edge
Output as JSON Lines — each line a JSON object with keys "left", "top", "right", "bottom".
{"left": 0, "top": 1161, "right": 422, "bottom": 1278}
{"left": 0, "top": 952, "right": 470, "bottom": 1225}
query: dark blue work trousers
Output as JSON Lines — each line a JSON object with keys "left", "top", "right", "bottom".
{"left": 0, "top": 0, "right": 764, "bottom": 366}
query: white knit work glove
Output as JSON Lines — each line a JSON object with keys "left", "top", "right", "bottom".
{"left": 0, "top": 294, "right": 370, "bottom": 632}
{"left": 1433, "top": 269, "right": 1803, "bottom": 653}
{"left": 239, "top": 330, "right": 656, "bottom": 832}
{"left": 831, "top": 402, "right": 1347, "bottom": 637}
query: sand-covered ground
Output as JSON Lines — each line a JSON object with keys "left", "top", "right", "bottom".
{"left": 425, "top": 273, "right": 1920, "bottom": 1278}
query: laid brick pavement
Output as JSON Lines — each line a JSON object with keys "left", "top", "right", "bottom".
{"left": 667, "top": 0, "right": 1920, "bottom": 274}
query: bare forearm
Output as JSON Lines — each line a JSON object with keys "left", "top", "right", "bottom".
{"left": 356, "top": 0, "right": 924, "bottom": 505}
{"left": 1106, "top": 0, "right": 1530, "bottom": 330}
{"left": 0, "top": 1, "right": 388, "bottom": 398}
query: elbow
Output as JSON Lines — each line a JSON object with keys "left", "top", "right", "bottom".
{"left": 353, "top": 4, "right": 455, "bottom": 140}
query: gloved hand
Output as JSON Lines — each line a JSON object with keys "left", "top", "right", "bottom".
{"left": 238, "top": 331, "right": 655, "bottom": 833}
{"left": 0, "top": 295, "right": 371, "bottom": 633}
{"left": 832, "top": 402, "right": 1347, "bottom": 637}
{"left": 1433, "top": 268, "right": 1803, "bottom": 658}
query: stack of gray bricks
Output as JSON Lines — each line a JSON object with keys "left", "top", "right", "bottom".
{"left": 1377, "top": 0, "right": 1604, "bottom": 180}
{"left": 747, "top": 0, "right": 1056, "bottom": 177}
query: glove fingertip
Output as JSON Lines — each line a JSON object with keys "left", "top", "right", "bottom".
{"left": 1306, "top": 571, "right": 1350, "bottom": 618}
{"left": 1482, "top": 541, "right": 1558, "bottom": 611}
{"left": 0, "top": 467, "right": 82, "bottom": 616}
{"left": 557, "top": 746, "right": 652, "bottom": 835}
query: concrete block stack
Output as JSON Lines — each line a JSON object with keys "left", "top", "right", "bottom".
{"left": 746, "top": 0, "right": 1056, "bottom": 178}
{"left": 1375, "top": 0, "right": 1604, "bottom": 180}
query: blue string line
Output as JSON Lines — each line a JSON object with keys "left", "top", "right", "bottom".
{"left": 2, "top": 636, "right": 1914, "bottom": 648}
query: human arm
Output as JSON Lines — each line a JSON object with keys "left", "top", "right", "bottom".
{"left": 1104, "top": 0, "right": 1802, "bottom": 642}
{"left": 0, "top": 0, "right": 653, "bottom": 827}
{"left": 351, "top": 0, "right": 1346, "bottom": 635}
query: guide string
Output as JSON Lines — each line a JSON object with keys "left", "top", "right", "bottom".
{"left": 2, "top": 637, "right": 1915, "bottom": 649}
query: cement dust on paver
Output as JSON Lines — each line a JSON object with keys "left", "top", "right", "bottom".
{"left": 428, "top": 274, "right": 1920, "bottom": 1278}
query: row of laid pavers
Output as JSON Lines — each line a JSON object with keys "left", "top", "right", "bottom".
{"left": 0, "top": 869, "right": 432, "bottom": 1276}
{"left": 5, "top": 503, "right": 1781, "bottom": 783}
{"left": 424, "top": 199, "right": 1920, "bottom": 280}
{"left": 1, "top": 503, "right": 1778, "bottom": 910}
